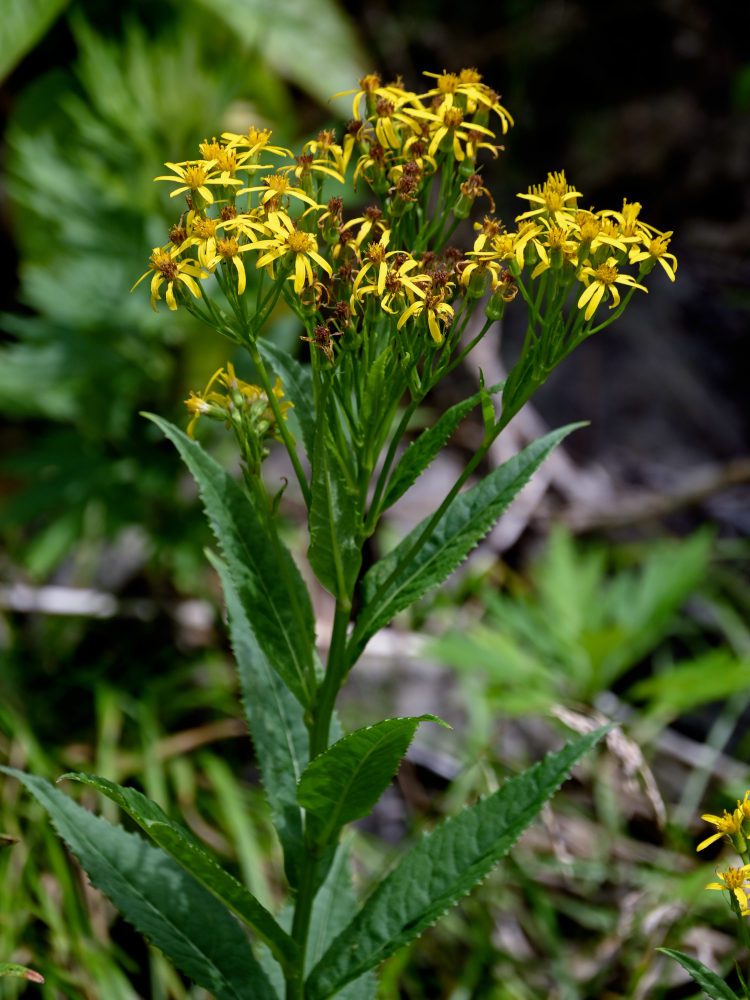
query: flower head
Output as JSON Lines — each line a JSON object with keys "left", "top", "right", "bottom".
{"left": 577, "top": 258, "right": 647, "bottom": 320}
{"left": 516, "top": 171, "right": 581, "bottom": 225}
{"left": 697, "top": 806, "right": 746, "bottom": 852}
{"left": 131, "top": 246, "right": 206, "bottom": 311}
{"left": 706, "top": 864, "right": 750, "bottom": 913}
{"left": 253, "top": 213, "right": 332, "bottom": 294}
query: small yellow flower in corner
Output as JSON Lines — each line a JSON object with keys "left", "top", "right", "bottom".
{"left": 705, "top": 864, "right": 750, "bottom": 913}
{"left": 696, "top": 806, "right": 745, "bottom": 852}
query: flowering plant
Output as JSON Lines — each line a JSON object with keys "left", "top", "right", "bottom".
{"left": 3, "top": 69, "right": 676, "bottom": 997}
{"left": 661, "top": 793, "right": 750, "bottom": 999}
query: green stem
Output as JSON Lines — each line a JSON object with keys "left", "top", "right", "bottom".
{"left": 348, "top": 411, "right": 508, "bottom": 664}
{"left": 248, "top": 342, "right": 312, "bottom": 508}
{"left": 311, "top": 598, "right": 353, "bottom": 758}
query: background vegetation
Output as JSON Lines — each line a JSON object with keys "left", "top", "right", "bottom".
{"left": 1, "top": 1, "right": 748, "bottom": 997}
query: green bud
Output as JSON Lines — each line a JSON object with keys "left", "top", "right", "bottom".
{"left": 485, "top": 290, "right": 506, "bottom": 321}
{"left": 452, "top": 192, "right": 473, "bottom": 219}
{"left": 467, "top": 267, "right": 491, "bottom": 299}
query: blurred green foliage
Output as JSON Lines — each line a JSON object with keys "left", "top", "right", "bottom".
{"left": 427, "top": 527, "right": 750, "bottom": 717}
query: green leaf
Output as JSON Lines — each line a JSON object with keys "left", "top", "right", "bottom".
{"left": 145, "top": 413, "right": 315, "bottom": 707}
{"left": 629, "top": 649, "right": 750, "bottom": 717}
{"left": 0, "top": 963, "right": 44, "bottom": 984}
{"left": 0, "top": 0, "right": 71, "bottom": 82}
{"left": 658, "top": 948, "right": 740, "bottom": 1000}
{"left": 307, "top": 842, "right": 377, "bottom": 998}
{"left": 297, "top": 716, "right": 445, "bottom": 848}
{"left": 200, "top": 0, "right": 367, "bottom": 108}
{"left": 258, "top": 339, "right": 315, "bottom": 461}
{"left": 305, "top": 726, "right": 609, "bottom": 1000}
{"left": 359, "top": 348, "right": 392, "bottom": 443}
{"left": 307, "top": 386, "right": 362, "bottom": 598}
{"left": 354, "top": 424, "right": 582, "bottom": 656}
{"left": 382, "top": 383, "right": 503, "bottom": 512}
{"left": 2, "top": 768, "right": 277, "bottom": 1000}
{"left": 208, "top": 549, "right": 308, "bottom": 890}
{"left": 60, "top": 772, "right": 298, "bottom": 970}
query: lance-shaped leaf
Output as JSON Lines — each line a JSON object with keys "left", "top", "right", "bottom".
{"left": 305, "top": 727, "right": 609, "bottom": 1000}
{"left": 297, "top": 716, "right": 445, "bottom": 848}
{"left": 307, "top": 842, "right": 377, "bottom": 998}
{"left": 353, "top": 424, "right": 582, "bottom": 658}
{"left": 258, "top": 338, "right": 315, "bottom": 461}
{"left": 307, "top": 386, "right": 362, "bottom": 598}
{"left": 381, "top": 382, "right": 503, "bottom": 512}
{"left": 208, "top": 549, "right": 308, "bottom": 891}
{"left": 2, "top": 768, "right": 277, "bottom": 1000}
{"left": 657, "top": 949, "right": 740, "bottom": 1000}
{"left": 359, "top": 347, "right": 392, "bottom": 445}
{"left": 145, "top": 413, "right": 315, "bottom": 708}
{"left": 60, "top": 772, "right": 298, "bottom": 970}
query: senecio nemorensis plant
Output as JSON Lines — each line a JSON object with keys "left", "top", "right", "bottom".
{"left": 4, "top": 70, "right": 678, "bottom": 998}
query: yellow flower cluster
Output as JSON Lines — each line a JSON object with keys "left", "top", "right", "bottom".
{"left": 185, "top": 363, "right": 292, "bottom": 439}
{"left": 471, "top": 170, "right": 677, "bottom": 321}
{"left": 133, "top": 70, "right": 515, "bottom": 347}
{"left": 135, "top": 70, "right": 677, "bottom": 360}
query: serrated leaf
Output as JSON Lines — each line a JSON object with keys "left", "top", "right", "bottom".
{"left": 145, "top": 413, "right": 315, "bottom": 707}
{"left": 2, "top": 768, "right": 276, "bottom": 1000}
{"left": 382, "top": 383, "right": 503, "bottom": 512}
{"left": 297, "top": 716, "right": 444, "bottom": 848}
{"left": 353, "top": 424, "right": 582, "bottom": 657}
{"left": 61, "top": 772, "right": 297, "bottom": 970}
{"left": 307, "top": 386, "right": 362, "bottom": 598}
{"left": 208, "top": 549, "right": 308, "bottom": 890}
{"left": 359, "top": 348, "right": 392, "bottom": 440}
{"left": 305, "top": 727, "right": 608, "bottom": 1000}
{"left": 658, "top": 948, "right": 740, "bottom": 1000}
{"left": 258, "top": 339, "right": 315, "bottom": 461}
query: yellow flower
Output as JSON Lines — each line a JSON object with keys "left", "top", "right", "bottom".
{"left": 303, "top": 129, "right": 350, "bottom": 175}
{"left": 697, "top": 806, "right": 745, "bottom": 852}
{"left": 131, "top": 247, "right": 206, "bottom": 311}
{"left": 154, "top": 160, "right": 240, "bottom": 205}
{"left": 409, "top": 102, "right": 497, "bottom": 162}
{"left": 185, "top": 364, "right": 292, "bottom": 439}
{"left": 253, "top": 213, "right": 332, "bottom": 294}
{"left": 472, "top": 216, "right": 505, "bottom": 253}
{"left": 421, "top": 69, "right": 514, "bottom": 132}
{"left": 203, "top": 237, "right": 256, "bottom": 294}
{"left": 629, "top": 231, "right": 678, "bottom": 281}
{"left": 221, "top": 126, "right": 292, "bottom": 160}
{"left": 577, "top": 258, "right": 647, "bottom": 320}
{"left": 516, "top": 171, "right": 581, "bottom": 225}
{"left": 353, "top": 254, "right": 428, "bottom": 314}
{"left": 351, "top": 232, "right": 394, "bottom": 298}
{"left": 185, "top": 367, "right": 226, "bottom": 437}
{"left": 397, "top": 292, "right": 454, "bottom": 344}
{"left": 239, "top": 172, "right": 320, "bottom": 213}
{"left": 573, "top": 211, "right": 630, "bottom": 256}
{"left": 331, "top": 73, "right": 417, "bottom": 122}
{"left": 705, "top": 864, "right": 750, "bottom": 912}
